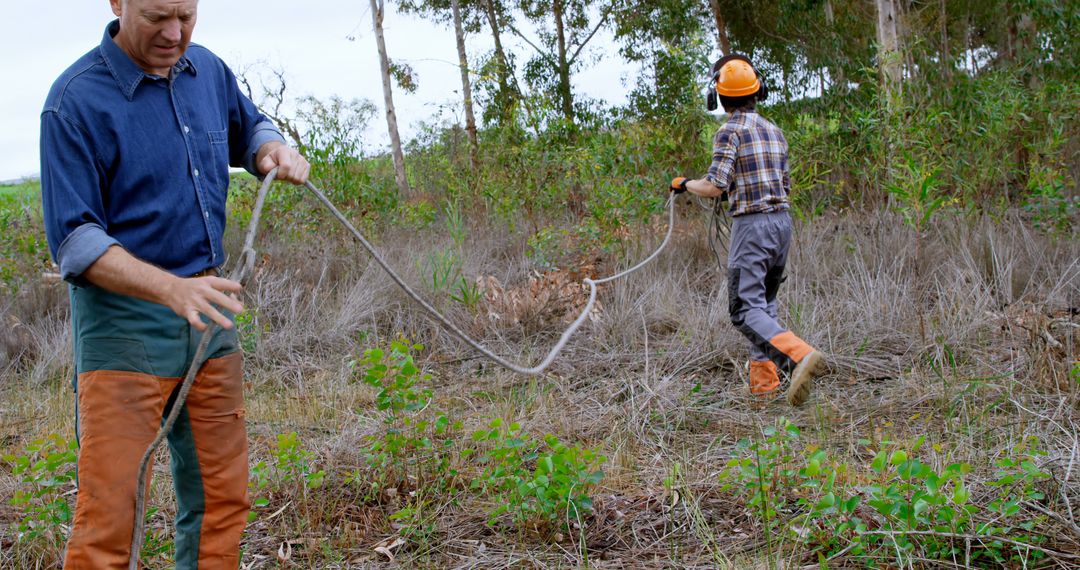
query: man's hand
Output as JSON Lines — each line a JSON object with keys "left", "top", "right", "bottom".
{"left": 162, "top": 275, "right": 245, "bottom": 332}
{"left": 670, "top": 176, "right": 726, "bottom": 198}
{"left": 83, "top": 246, "right": 245, "bottom": 331}
{"left": 256, "top": 141, "right": 310, "bottom": 185}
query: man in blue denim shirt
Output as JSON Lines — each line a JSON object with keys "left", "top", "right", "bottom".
{"left": 40, "top": 1, "right": 309, "bottom": 567}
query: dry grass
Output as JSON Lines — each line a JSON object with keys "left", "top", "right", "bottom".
{"left": 1, "top": 203, "right": 1077, "bottom": 568}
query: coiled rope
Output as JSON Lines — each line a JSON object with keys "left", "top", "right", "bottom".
{"left": 129, "top": 170, "right": 677, "bottom": 567}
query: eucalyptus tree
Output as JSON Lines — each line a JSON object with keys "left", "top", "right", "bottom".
{"left": 369, "top": 0, "right": 412, "bottom": 195}
{"left": 397, "top": 0, "right": 484, "bottom": 173}
{"left": 512, "top": 0, "right": 614, "bottom": 129}
{"left": 612, "top": 0, "right": 711, "bottom": 118}
{"left": 477, "top": 0, "right": 521, "bottom": 126}
{"left": 705, "top": 0, "right": 731, "bottom": 55}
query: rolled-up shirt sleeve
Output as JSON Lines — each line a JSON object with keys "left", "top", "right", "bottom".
{"left": 705, "top": 126, "right": 739, "bottom": 190}
{"left": 40, "top": 110, "right": 120, "bottom": 282}
{"left": 242, "top": 121, "right": 285, "bottom": 175}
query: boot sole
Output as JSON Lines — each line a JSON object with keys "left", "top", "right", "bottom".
{"left": 786, "top": 351, "right": 824, "bottom": 407}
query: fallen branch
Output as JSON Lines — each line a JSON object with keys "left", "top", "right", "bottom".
{"left": 1024, "top": 501, "right": 1080, "bottom": 542}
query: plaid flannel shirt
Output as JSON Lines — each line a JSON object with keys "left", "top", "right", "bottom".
{"left": 705, "top": 110, "right": 791, "bottom": 216}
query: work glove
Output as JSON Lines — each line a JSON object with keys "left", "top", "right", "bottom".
{"left": 670, "top": 176, "right": 688, "bottom": 194}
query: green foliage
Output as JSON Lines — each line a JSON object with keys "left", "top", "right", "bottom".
{"left": 2, "top": 434, "right": 78, "bottom": 544}
{"left": 468, "top": 418, "right": 606, "bottom": 531}
{"left": 349, "top": 339, "right": 460, "bottom": 489}
{"left": 388, "top": 61, "right": 419, "bottom": 94}
{"left": 886, "top": 156, "right": 949, "bottom": 233}
{"left": 421, "top": 201, "right": 486, "bottom": 309}
{"left": 234, "top": 308, "right": 267, "bottom": 354}
{"left": 388, "top": 497, "right": 439, "bottom": 548}
{"left": 353, "top": 339, "right": 432, "bottom": 418}
{"left": 248, "top": 431, "right": 326, "bottom": 523}
{"left": 1022, "top": 109, "right": 1078, "bottom": 233}
{"left": 139, "top": 507, "right": 176, "bottom": 562}
{"left": 0, "top": 185, "right": 50, "bottom": 292}
{"left": 526, "top": 226, "right": 563, "bottom": 271}
{"left": 719, "top": 418, "right": 1054, "bottom": 565}
{"left": 251, "top": 431, "right": 326, "bottom": 491}
{"left": 721, "top": 418, "right": 802, "bottom": 558}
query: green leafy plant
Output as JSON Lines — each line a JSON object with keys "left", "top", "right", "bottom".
{"left": 248, "top": 431, "right": 326, "bottom": 524}
{"left": 388, "top": 492, "right": 440, "bottom": 552}
{"left": 720, "top": 418, "right": 1055, "bottom": 566}
{"left": 468, "top": 418, "right": 605, "bottom": 532}
{"left": 139, "top": 506, "right": 176, "bottom": 562}
{"left": 720, "top": 418, "right": 802, "bottom": 565}
{"left": 234, "top": 308, "right": 267, "bottom": 354}
{"left": 3, "top": 434, "right": 78, "bottom": 543}
{"left": 350, "top": 339, "right": 460, "bottom": 490}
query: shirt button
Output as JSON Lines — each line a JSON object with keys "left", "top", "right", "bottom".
{"left": 204, "top": 211, "right": 209, "bottom": 218}
{"left": 194, "top": 169, "right": 200, "bottom": 177}
{"left": 183, "top": 125, "right": 190, "bottom": 133}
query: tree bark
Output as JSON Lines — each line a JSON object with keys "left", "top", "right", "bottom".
{"left": 706, "top": 0, "right": 730, "bottom": 56}
{"left": 875, "top": 0, "right": 901, "bottom": 106}
{"left": 939, "top": 0, "right": 952, "bottom": 81}
{"left": 824, "top": 0, "right": 844, "bottom": 90}
{"left": 481, "top": 0, "right": 516, "bottom": 125}
{"left": 369, "top": 0, "right": 411, "bottom": 195}
{"left": 451, "top": 0, "right": 479, "bottom": 173}
{"left": 553, "top": 0, "right": 574, "bottom": 126}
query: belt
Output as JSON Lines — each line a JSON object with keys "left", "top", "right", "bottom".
{"left": 189, "top": 267, "right": 221, "bottom": 278}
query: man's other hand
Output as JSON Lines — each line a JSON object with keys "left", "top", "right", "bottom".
{"left": 256, "top": 141, "right": 310, "bottom": 185}
{"left": 164, "top": 276, "right": 245, "bottom": 331}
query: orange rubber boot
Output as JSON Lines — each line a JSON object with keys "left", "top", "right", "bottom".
{"left": 749, "top": 361, "right": 780, "bottom": 395}
{"left": 769, "top": 331, "right": 826, "bottom": 407}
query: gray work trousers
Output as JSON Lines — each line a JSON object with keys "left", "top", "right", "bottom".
{"left": 727, "top": 210, "right": 799, "bottom": 374}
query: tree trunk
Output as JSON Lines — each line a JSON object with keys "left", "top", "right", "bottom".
{"left": 706, "top": 0, "right": 730, "bottom": 56}
{"left": 370, "top": 0, "right": 410, "bottom": 195}
{"left": 875, "top": 0, "right": 901, "bottom": 106}
{"left": 824, "top": 0, "right": 844, "bottom": 90}
{"left": 965, "top": 15, "right": 978, "bottom": 75}
{"left": 939, "top": 0, "right": 952, "bottom": 81}
{"left": 481, "top": 0, "right": 516, "bottom": 125}
{"left": 1017, "top": 12, "right": 1037, "bottom": 87}
{"left": 451, "top": 0, "right": 479, "bottom": 174}
{"left": 552, "top": 0, "right": 574, "bottom": 126}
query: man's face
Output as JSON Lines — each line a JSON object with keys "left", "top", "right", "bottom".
{"left": 110, "top": 0, "right": 198, "bottom": 76}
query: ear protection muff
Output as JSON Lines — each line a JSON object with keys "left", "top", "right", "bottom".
{"left": 706, "top": 54, "right": 769, "bottom": 111}
{"left": 706, "top": 89, "right": 719, "bottom": 112}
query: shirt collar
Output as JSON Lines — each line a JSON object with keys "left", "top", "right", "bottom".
{"left": 99, "top": 19, "right": 198, "bottom": 101}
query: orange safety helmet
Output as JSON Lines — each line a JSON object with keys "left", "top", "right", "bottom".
{"left": 716, "top": 59, "right": 760, "bottom": 96}
{"left": 706, "top": 54, "right": 769, "bottom": 111}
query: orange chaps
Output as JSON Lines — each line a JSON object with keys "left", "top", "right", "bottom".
{"left": 63, "top": 285, "right": 249, "bottom": 569}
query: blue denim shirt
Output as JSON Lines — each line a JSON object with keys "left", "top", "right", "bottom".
{"left": 40, "top": 20, "right": 284, "bottom": 281}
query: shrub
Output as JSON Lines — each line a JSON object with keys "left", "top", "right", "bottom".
{"left": 2, "top": 434, "right": 77, "bottom": 544}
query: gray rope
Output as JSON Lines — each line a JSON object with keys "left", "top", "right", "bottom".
{"left": 707, "top": 196, "right": 731, "bottom": 273}
{"left": 302, "top": 181, "right": 677, "bottom": 375}
{"left": 128, "top": 168, "right": 278, "bottom": 570}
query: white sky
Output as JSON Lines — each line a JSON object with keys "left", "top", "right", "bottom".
{"left": 0, "top": 1, "right": 638, "bottom": 182}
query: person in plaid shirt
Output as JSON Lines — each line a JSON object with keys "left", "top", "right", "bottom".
{"left": 670, "top": 54, "right": 825, "bottom": 406}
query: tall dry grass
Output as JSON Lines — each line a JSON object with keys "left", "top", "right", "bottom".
{"left": 1, "top": 202, "right": 1077, "bottom": 568}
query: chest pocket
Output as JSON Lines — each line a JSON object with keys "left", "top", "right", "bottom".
{"left": 205, "top": 129, "right": 230, "bottom": 189}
